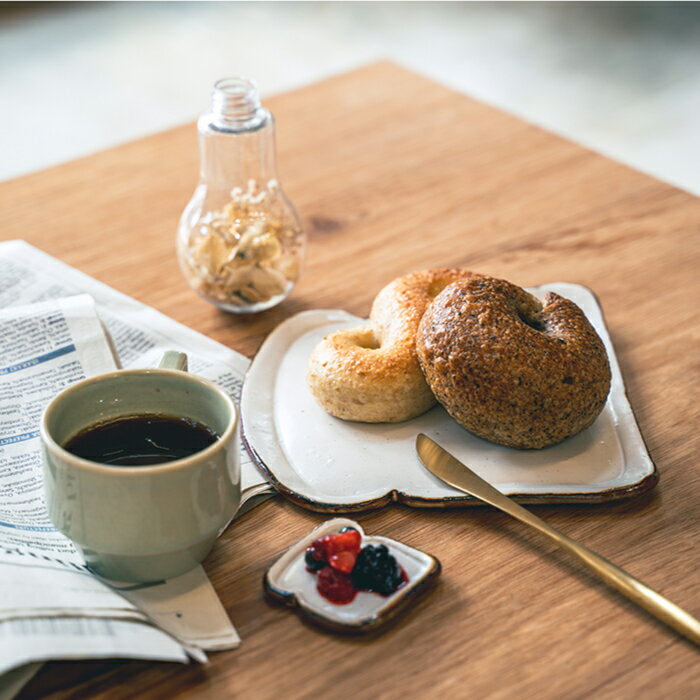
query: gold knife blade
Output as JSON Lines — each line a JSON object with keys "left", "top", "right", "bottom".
{"left": 415, "top": 433, "right": 700, "bottom": 646}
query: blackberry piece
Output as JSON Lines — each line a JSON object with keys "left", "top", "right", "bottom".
{"left": 304, "top": 546, "right": 326, "bottom": 572}
{"left": 351, "top": 544, "right": 404, "bottom": 595}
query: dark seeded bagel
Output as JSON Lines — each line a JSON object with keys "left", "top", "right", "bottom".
{"left": 416, "top": 276, "right": 612, "bottom": 449}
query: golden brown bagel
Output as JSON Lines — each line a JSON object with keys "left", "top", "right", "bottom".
{"left": 416, "top": 276, "right": 611, "bottom": 448}
{"left": 307, "top": 268, "right": 480, "bottom": 422}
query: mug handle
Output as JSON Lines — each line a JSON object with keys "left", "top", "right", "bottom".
{"left": 158, "top": 351, "right": 188, "bottom": 372}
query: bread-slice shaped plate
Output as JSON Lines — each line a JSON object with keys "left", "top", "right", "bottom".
{"left": 263, "top": 518, "right": 441, "bottom": 634}
{"left": 241, "top": 283, "right": 657, "bottom": 511}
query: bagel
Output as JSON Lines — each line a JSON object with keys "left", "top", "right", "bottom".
{"left": 416, "top": 276, "right": 611, "bottom": 449}
{"left": 307, "top": 268, "right": 480, "bottom": 422}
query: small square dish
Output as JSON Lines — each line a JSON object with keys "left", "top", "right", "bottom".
{"left": 263, "top": 518, "right": 441, "bottom": 634}
{"left": 241, "top": 283, "right": 657, "bottom": 510}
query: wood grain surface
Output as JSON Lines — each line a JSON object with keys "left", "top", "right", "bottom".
{"left": 1, "top": 62, "right": 698, "bottom": 699}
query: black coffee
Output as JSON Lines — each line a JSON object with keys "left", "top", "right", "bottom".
{"left": 63, "top": 414, "right": 219, "bottom": 466}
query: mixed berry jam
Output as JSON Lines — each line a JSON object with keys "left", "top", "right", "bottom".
{"left": 305, "top": 526, "right": 407, "bottom": 604}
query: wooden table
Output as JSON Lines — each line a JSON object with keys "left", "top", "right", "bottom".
{"left": 2, "top": 62, "right": 698, "bottom": 698}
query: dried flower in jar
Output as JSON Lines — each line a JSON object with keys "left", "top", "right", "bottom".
{"left": 182, "top": 179, "right": 302, "bottom": 308}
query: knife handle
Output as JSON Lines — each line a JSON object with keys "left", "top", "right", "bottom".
{"left": 476, "top": 487, "right": 700, "bottom": 646}
{"left": 417, "top": 434, "right": 700, "bottom": 645}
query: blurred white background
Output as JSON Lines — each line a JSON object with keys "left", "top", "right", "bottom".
{"left": 2, "top": 1, "right": 699, "bottom": 194}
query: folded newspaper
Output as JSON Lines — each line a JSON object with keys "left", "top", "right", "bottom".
{"left": 0, "top": 240, "right": 276, "bottom": 693}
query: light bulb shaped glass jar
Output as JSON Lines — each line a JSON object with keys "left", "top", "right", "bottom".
{"left": 177, "top": 77, "right": 305, "bottom": 313}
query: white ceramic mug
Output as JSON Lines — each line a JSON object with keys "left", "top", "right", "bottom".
{"left": 40, "top": 352, "right": 240, "bottom": 582}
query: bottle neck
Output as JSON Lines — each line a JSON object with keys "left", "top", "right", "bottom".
{"left": 198, "top": 116, "right": 278, "bottom": 189}
{"left": 198, "top": 77, "right": 278, "bottom": 190}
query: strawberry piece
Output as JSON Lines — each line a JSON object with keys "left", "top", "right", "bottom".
{"left": 328, "top": 550, "right": 357, "bottom": 574}
{"left": 307, "top": 543, "right": 325, "bottom": 560}
{"left": 309, "top": 536, "right": 332, "bottom": 560}
{"left": 326, "top": 529, "right": 362, "bottom": 556}
{"left": 310, "top": 530, "right": 362, "bottom": 560}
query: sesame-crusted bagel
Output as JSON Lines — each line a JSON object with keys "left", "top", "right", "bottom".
{"left": 307, "top": 268, "right": 481, "bottom": 422}
{"left": 416, "top": 276, "right": 611, "bottom": 449}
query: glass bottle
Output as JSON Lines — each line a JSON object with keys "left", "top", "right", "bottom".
{"left": 177, "top": 77, "right": 305, "bottom": 313}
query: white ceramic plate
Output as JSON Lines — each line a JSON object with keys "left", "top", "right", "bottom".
{"left": 263, "top": 518, "right": 440, "bottom": 633}
{"left": 241, "top": 283, "right": 657, "bottom": 511}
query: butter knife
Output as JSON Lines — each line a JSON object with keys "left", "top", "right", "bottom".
{"left": 416, "top": 433, "right": 700, "bottom": 646}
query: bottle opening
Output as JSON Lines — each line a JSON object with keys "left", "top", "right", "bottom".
{"left": 211, "top": 77, "right": 266, "bottom": 130}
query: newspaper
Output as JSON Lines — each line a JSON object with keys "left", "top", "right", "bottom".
{"left": 0, "top": 241, "right": 276, "bottom": 691}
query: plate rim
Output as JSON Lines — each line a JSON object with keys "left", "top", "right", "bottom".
{"left": 242, "top": 425, "right": 658, "bottom": 512}
{"left": 241, "top": 284, "right": 659, "bottom": 512}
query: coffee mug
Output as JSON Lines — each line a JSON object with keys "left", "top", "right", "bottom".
{"left": 40, "top": 351, "right": 240, "bottom": 582}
